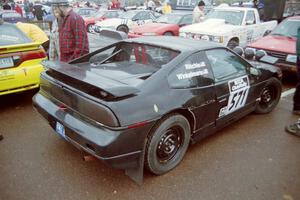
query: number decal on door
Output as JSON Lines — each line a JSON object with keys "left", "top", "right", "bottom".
{"left": 219, "top": 76, "right": 250, "bottom": 117}
{"left": 227, "top": 76, "right": 249, "bottom": 113}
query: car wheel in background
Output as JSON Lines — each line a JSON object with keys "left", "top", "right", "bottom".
{"left": 163, "top": 32, "right": 173, "bottom": 36}
{"left": 117, "top": 25, "right": 129, "bottom": 34}
{"left": 255, "top": 77, "right": 282, "bottom": 114}
{"left": 145, "top": 114, "right": 191, "bottom": 175}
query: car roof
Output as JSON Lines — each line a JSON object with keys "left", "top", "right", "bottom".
{"left": 288, "top": 16, "right": 300, "bottom": 20}
{"left": 126, "top": 36, "right": 222, "bottom": 52}
{"left": 214, "top": 6, "right": 255, "bottom": 12}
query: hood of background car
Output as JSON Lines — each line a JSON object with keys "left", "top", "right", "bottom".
{"left": 248, "top": 35, "right": 296, "bottom": 54}
{"left": 180, "top": 19, "right": 234, "bottom": 35}
{"left": 132, "top": 23, "right": 175, "bottom": 34}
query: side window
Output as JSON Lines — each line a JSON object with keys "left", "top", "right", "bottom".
{"left": 205, "top": 49, "right": 247, "bottom": 82}
{"left": 168, "top": 52, "right": 214, "bottom": 88}
{"left": 140, "top": 11, "right": 150, "bottom": 20}
{"left": 245, "top": 11, "right": 256, "bottom": 24}
{"left": 180, "top": 15, "right": 193, "bottom": 25}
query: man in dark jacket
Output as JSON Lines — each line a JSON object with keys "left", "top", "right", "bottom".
{"left": 51, "top": 0, "right": 89, "bottom": 62}
{"left": 285, "top": 27, "right": 300, "bottom": 137}
{"left": 33, "top": 3, "right": 46, "bottom": 20}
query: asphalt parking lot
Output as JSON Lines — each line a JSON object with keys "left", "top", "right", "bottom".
{"left": 0, "top": 85, "right": 300, "bottom": 200}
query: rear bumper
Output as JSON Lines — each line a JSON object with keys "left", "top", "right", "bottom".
{"left": 0, "top": 59, "right": 44, "bottom": 95}
{"left": 32, "top": 92, "right": 155, "bottom": 169}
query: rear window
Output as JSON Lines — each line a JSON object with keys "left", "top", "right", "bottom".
{"left": 0, "top": 24, "right": 32, "bottom": 46}
{"left": 90, "top": 42, "right": 179, "bottom": 68}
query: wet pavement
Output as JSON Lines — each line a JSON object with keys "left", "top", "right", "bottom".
{"left": 0, "top": 86, "right": 299, "bottom": 200}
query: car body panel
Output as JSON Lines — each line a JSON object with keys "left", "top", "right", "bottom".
{"left": 33, "top": 36, "right": 281, "bottom": 183}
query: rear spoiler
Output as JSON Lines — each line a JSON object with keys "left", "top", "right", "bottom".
{"left": 42, "top": 60, "right": 140, "bottom": 100}
{"left": 0, "top": 42, "right": 42, "bottom": 54}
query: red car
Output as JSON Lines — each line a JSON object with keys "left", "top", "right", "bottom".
{"left": 128, "top": 13, "right": 192, "bottom": 38}
{"left": 84, "top": 10, "right": 123, "bottom": 32}
{"left": 247, "top": 16, "right": 300, "bottom": 72}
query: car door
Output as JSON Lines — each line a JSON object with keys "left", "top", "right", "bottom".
{"left": 205, "top": 48, "right": 257, "bottom": 128}
{"left": 244, "top": 10, "right": 259, "bottom": 45}
{"left": 167, "top": 51, "right": 218, "bottom": 138}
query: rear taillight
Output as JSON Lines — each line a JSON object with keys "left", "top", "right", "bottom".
{"left": 13, "top": 48, "right": 47, "bottom": 66}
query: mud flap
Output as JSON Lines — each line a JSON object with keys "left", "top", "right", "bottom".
{"left": 125, "top": 148, "right": 145, "bottom": 185}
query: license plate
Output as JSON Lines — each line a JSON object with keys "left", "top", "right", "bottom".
{"left": 55, "top": 122, "right": 66, "bottom": 139}
{"left": 0, "top": 57, "right": 14, "bottom": 68}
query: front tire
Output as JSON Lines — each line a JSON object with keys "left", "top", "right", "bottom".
{"left": 255, "top": 77, "right": 282, "bottom": 114}
{"left": 163, "top": 31, "right": 173, "bottom": 36}
{"left": 145, "top": 114, "right": 191, "bottom": 175}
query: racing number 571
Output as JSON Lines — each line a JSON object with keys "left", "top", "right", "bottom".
{"left": 228, "top": 89, "right": 248, "bottom": 112}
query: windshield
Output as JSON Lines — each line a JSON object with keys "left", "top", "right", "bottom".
{"left": 272, "top": 19, "right": 300, "bottom": 38}
{"left": 0, "top": 24, "right": 31, "bottom": 45}
{"left": 92, "top": 11, "right": 106, "bottom": 18}
{"left": 157, "top": 14, "right": 182, "bottom": 24}
{"left": 206, "top": 10, "right": 244, "bottom": 25}
{"left": 119, "top": 10, "right": 139, "bottom": 19}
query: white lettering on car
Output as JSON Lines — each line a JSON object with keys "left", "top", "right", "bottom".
{"left": 218, "top": 76, "right": 250, "bottom": 117}
{"left": 184, "top": 62, "right": 206, "bottom": 70}
{"left": 176, "top": 69, "right": 209, "bottom": 80}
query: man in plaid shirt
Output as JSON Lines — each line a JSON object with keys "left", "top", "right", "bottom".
{"left": 51, "top": 0, "right": 89, "bottom": 62}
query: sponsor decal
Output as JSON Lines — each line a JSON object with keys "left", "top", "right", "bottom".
{"left": 218, "top": 76, "right": 250, "bottom": 117}
{"left": 184, "top": 62, "right": 206, "bottom": 70}
{"left": 176, "top": 68, "right": 209, "bottom": 80}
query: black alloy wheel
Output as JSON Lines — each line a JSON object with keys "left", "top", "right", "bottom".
{"left": 255, "top": 77, "right": 282, "bottom": 114}
{"left": 145, "top": 114, "right": 191, "bottom": 175}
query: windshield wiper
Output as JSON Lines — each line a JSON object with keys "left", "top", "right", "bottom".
{"left": 272, "top": 33, "right": 285, "bottom": 36}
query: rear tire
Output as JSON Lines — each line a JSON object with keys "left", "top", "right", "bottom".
{"left": 117, "top": 25, "right": 129, "bottom": 34}
{"left": 254, "top": 77, "right": 282, "bottom": 114}
{"left": 145, "top": 114, "right": 191, "bottom": 175}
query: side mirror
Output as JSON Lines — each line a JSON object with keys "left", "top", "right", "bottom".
{"left": 250, "top": 67, "right": 261, "bottom": 76}
{"left": 244, "top": 48, "right": 255, "bottom": 60}
{"left": 246, "top": 20, "right": 254, "bottom": 25}
{"left": 233, "top": 46, "right": 244, "bottom": 56}
{"left": 255, "top": 50, "right": 267, "bottom": 61}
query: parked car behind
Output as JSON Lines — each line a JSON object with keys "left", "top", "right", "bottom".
{"left": 179, "top": 7, "right": 277, "bottom": 49}
{"left": 0, "top": 10, "right": 27, "bottom": 23}
{"left": 128, "top": 13, "right": 192, "bottom": 37}
{"left": 247, "top": 16, "right": 300, "bottom": 72}
{"left": 0, "top": 23, "right": 47, "bottom": 95}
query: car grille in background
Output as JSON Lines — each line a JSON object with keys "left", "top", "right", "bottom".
{"left": 265, "top": 51, "right": 287, "bottom": 63}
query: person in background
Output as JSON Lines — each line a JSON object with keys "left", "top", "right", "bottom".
{"left": 162, "top": 1, "right": 172, "bottom": 14}
{"left": 15, "top": 22, "right": 49, "bottom": 51}
{"left": 49, "top": 8, "right": 61, "bottom": 61}
{"left": 147, "top": 0, "right": 156, "bottom": 10}
{"left": 24, "top": 0, "right": 31, "bottom": 19}
{"left": 51, "top": 0, "right": 89, "bottom": 62}
{"left": 2, "top": 1, "right": 12, "bottom": 10}
{"left": 33, "top": 1, "right": 47, "bottom": 20}
{"left": 110, "top": 0, "right": 120, "bottom": 10}
{"left": 192, "top": 0, "right": 205, "bottom": 24}
{"left": 15, "top": 4, "right": 23, "bottom": 17}
{"left": 285, "top": 27, "right": 300, "bottom": 137}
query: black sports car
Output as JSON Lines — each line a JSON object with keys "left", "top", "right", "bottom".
{"left": 33, "top": 37, "right": 282, "bottom": 183}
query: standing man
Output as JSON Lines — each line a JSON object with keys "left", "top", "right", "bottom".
{"left": 51, "top": 0, "right": 89, "bottom": 63}
{"left": 285, "top": 27, "right": 300, "bottom": 137}
{"left": 192, "top": 1, "right": 205, "bottom": 24}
